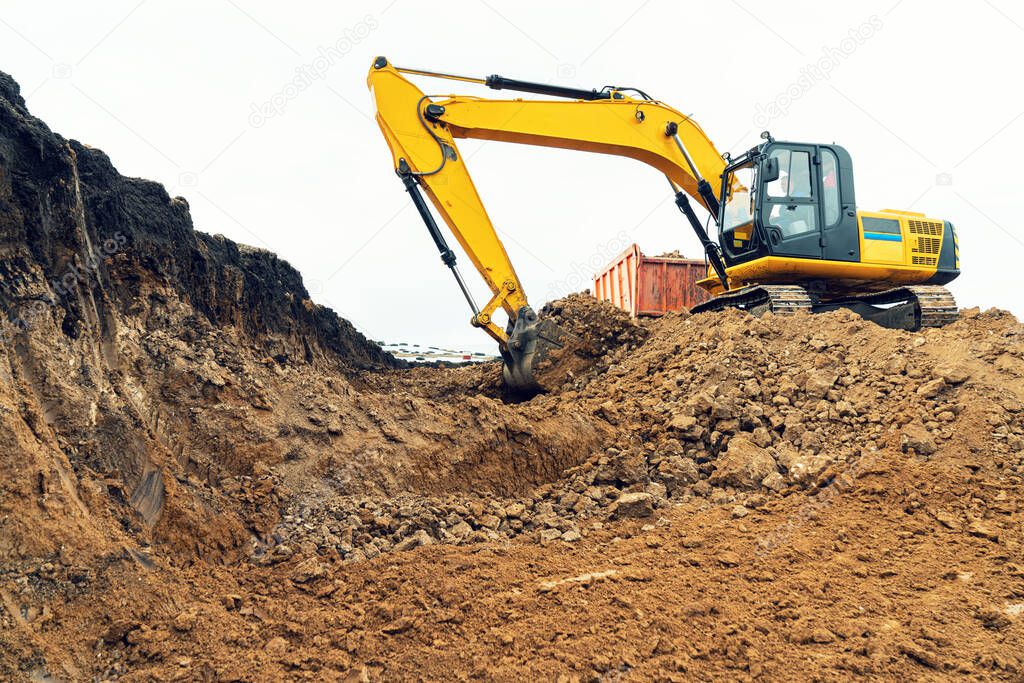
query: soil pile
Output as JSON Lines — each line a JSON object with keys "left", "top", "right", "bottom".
{"left": 268, "top": 304, "right": 1024, "bottom": 567}
{"left": 2, "top": 69, "right": 1023, "bottom": 681}
{"left": 540, "top": 293, "right": 650, "bottom": 353}
{"left": 538, "top": 292, "right": 651, "bottom": 386}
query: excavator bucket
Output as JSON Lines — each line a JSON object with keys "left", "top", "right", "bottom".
{"left": 501, "top": 307, "right": 578, "bottom": 394}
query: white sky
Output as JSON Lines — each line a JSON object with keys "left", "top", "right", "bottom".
{"left": 3, "top": 1, "right": 1022, "bottom": 352}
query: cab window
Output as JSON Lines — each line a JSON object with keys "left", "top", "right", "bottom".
{"left": 767, "top": 204, "right": 817, "bottom": 238}
{"left": 722, "top": 164, "right": 756, "bottom": 231}
{"left": 765, "top": 149, "right": 812, "bottom": 199}
{"left": 821, "top": 148, "right": 841, "bottom": 226}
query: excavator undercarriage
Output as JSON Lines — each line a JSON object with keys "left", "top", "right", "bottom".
{"left": 691, "top": 284, "right": 960, "bottom": 330}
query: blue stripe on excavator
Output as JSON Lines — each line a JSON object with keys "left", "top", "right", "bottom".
{"left": 864, "top": 232, "right": 902, "bottom": 242}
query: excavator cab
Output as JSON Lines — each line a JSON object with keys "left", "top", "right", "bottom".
{"left": 718, "top": 140, "right": 861, "bottom": 269}
{"left": 703, "top": 137, "right": 960, "bottom": 304}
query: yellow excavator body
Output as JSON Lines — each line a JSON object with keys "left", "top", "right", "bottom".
{"left": 699, "top": 210, "right": 959, "bottom": 295}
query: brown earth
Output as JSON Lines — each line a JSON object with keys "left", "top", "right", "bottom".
{"left": 1, "top": 71, "right": 1023, "bottom": 681}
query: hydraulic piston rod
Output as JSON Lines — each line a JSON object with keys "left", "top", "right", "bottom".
{"left": 666, "top": 176, "right": 729, "bottom": 290}
{"left": 383, "top": 58, "right": 614, "bottom": 101}
{"left": 398, "top": 168, "right": 480, "bottom": 316}
{"left": 666, "top": 121, "right": 720, "bottom": 218}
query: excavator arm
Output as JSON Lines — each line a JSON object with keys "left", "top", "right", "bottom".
{"left": 367, "top": 57, "right": 728, "bottom": 391}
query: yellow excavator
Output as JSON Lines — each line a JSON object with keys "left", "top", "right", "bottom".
{"left": 367, "top": 57, "right": 960, "bottom": 393}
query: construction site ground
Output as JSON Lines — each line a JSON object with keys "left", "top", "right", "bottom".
{"left": 1, "top": 68, "right": 1023, "bottom": 681}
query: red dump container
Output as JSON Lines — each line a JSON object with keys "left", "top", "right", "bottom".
{"left": 593, "top": 244, "right": 711, "bottom": 317}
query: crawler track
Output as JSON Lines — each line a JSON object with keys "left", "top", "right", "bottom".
{"left": 692, "top": 284, "right": 958, "bottom": 330}
{"left": 841, "top": 285, "right": 960, "bottom": 328}
{"left": 691, "top": 285, "right": 813, "bottom": 316}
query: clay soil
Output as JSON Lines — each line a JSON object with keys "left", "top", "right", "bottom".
{"left": 4, "top": 300, "right": 1024, "bottom": 682}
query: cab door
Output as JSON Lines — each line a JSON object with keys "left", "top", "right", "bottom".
{"left": 760, "top": 145, "right": 822, "bottom": 259}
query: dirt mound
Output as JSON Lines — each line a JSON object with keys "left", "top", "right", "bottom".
{"left": 260, "top": 305, "right": 1024, "bottom": 567}
{"left": 522, "top": 292, "right": 650, "bottom": 391}
{"left": 540, "top": 292, "right": 649, "bottom": 360}
{"left": 3, "top": 68, "right": 1024, "bottom": 681}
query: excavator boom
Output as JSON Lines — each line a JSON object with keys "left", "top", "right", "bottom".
{"left": 368, "top": 57, "right": 727, "bottom": 391}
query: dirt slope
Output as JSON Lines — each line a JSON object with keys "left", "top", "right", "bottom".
{"left": 1, "top": 70, "right": 1023, "bottom": 681}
